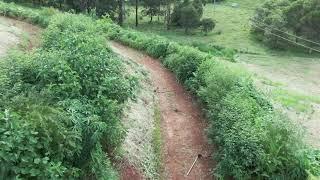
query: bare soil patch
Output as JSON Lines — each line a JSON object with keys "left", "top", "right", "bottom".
{"left": 0, "top": 16, "right": 41, "bottom": 57}
{"left": 120, "top": 160, "right": 144, "bottom": 180}
{"left": 110, "top": 41, "right": 213, "bottom": 180}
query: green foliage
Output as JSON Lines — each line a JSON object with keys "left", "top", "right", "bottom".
{"left": 200, "top": 18, "right": 215, "bottom": 35}
{"left": 190, "top": 42, "right": 236, "bottom": 61}
{"left": 1, "top": 0, "right": 120, "bottom": 19}
{"left": 100, "top": 19, "right": 320, "bottom": 179}
{"left": 193, "top": 0, "right": 203, "bottom": 17}
{"left": 163, "top": 45, "right": 210, "bottom": 83}
{"left": 170, "top": 0, "right": 202, "bottom": 33}
{"left": 142, "top": 0, "right": 161, "bottom": 22}
{"left": 0, "top": 3, "right": 138, "bottom": 179}
{"left": 180, "top": 3, "right": 201, "bottom": 33}
{"left": 0, "top": 1, "right": 56, "bottom": 27}
{"left": 252, "top": 0, "right": 320, "bottom": 49}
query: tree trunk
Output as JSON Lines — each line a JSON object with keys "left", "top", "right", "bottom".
{"left": 135, "top": 0, "right": 138, "bottom": 27}
{"left": 118, "top": 0, "right": 124, "bottom": 26}
{"left": 158, "top": 1, "right": 161, "bottom": 21}
{"left": 166, "top": 0, "right": 171, "bottom": 30}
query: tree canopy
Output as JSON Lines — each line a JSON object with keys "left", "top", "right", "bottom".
{"left": 251, "top": 0, "right": 320, "bottom": 49}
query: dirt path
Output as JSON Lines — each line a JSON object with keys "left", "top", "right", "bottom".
{"left": 0, "top": 16, "right": 41, "bottom": 57}
{"left": 110, "top": 42, "right": 213, "bottom": 180}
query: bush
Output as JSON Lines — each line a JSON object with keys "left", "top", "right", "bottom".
{"left": 201, "top": 18, "right": 215, "bottom": 35}
{"left": 170, "top": 0, "right": 202, "bottom": 33}
{"left": 0, "top": 1, "right": 56, "bottom": 27}
{"left": 0, "top": 3, "right": 137, "bottom": 179}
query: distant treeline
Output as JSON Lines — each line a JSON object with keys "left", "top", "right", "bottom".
{"left": 251, "top": 0, "right": 320, "bottom": 50}
{"left": 2, "top": 0, "right": 216, "bottom": 32}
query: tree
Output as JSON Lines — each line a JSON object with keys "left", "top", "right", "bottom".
{"left": 165, "top": 0, "right": 173, "bottom": 30}
{"left": 180, "top": 3, "right": 201, "bottom": 33}
{"left": 118, "top": 0, "right": 124, "bottom": 26}
{"left": 201, "top": 18, "right": 215, "bottom": 35}
{"left": 252, "top": 0, "right": 320, "bottom": 49}
{"left": 96, "top": 0, "right": 118, "bottom": 18}
{"left": 135, "top": 0, "right": 139, "bottom": 26}
{"left": 143, "top": 0, "right": 160, "bottom": 22}
{"left": 65, "top": 0, "right": 95, "bottom": 12}
{"left": 171, "top": 0, "right": 192, "bottom": 26}
{"left": 193, "top": 0, "right": 203, "bottom": 17}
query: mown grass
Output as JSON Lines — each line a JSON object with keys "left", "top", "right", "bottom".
{"left": 272, "top": 89, "right": 320, "bottom": 113}
{"left": 124, "top": 0, "right": 320, "bottom": 57}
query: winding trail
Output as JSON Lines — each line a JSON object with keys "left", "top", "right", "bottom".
{"left": 110, "top": 42, "right": 213, "bottom": 180}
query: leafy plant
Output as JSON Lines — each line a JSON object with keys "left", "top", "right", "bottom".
{"left": 0, "top": 3, "right": 138, "bottom": 179}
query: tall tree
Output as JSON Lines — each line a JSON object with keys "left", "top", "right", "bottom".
{"left": 135, "top": 0, "right": 139, "bottom": 26}
{"left": 166, "top": 0, "right": 171, "bottom": 29}
{"left": 96, "top": 0, "right": 118, "bottom": 18}
{"left": 118, "top": 0, "right": 124, "bottom": 26}
{"left": 143, "top": 0, "right": 159, "bottom": 22}
{"left": 193, "top": 0, "right": 203, "bottom": 17}
{"left": 180, "top": 3, "right": 201, "bottom": 33}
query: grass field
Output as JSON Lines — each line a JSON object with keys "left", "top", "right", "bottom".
{"left": 124, "top": 0, "right": 320, "bottom": 147}
{"left": 125, "top": 0, "right": 267, "bottom": 53}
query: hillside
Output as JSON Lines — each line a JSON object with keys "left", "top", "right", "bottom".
{"left": 124, "top": 0, "right": 320, "bottom": 148}
{"left": 0, "top": 1, "right": 320, "bottom": 179}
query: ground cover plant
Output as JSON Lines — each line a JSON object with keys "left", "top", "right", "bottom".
{"left": 1, "top": 1, "right": 320, "bottom": 179}
{"left": 100, "top": 20, "right": 320, "bottom": 179}
{"left": 0, "top": 2, "right": 138, "bottom": 179}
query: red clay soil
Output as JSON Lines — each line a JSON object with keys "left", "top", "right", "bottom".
{"left": 120, "top": 161, "right": 144, "bottom": 180}
{"left": 110, "top": 42, "right": 213, "bottom": 180}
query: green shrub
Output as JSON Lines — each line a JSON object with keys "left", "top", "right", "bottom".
{"left": 201, "top": 18, "right": 215, "bottom": 35}
{"left": 0, "top": 1, "right": 55, "bottom": 27}
{"left": 163, "top": 45, "right": 210, "bottom": 84}
{"left": 196, "top": 59, "right": 310, "bottom": 179}
{"left": 0, "top": 4, "right": 138, "bottom": 179}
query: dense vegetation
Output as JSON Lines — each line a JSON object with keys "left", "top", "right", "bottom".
{"left": 0, "top": 2, "right": 137, "bottom": 179}
{"left": 170, "top": 0, "right": 215, "bottom": 33}
{"left": 100, "top": 20, "right": 320, "bottom": 179}
{"left": 3, "top": 0, "right": 216, "bottom": 34}
{"left": 251, "top": 0, "right": 320, "bottom": 49}
{"left": 1, "top": 1, "right": 320, "bottom": 179}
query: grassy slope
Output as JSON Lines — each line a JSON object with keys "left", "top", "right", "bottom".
{"left": 124, "top": 0, "right": 320, "bottom": 110}
{"left": 124, "top": 0, "right": 320, "bottom": 55}
{"left": 125, "top": 0, "right": 265, "bottom": 52}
